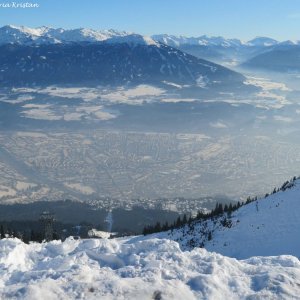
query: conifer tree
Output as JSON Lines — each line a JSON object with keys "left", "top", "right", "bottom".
{"left": 224, "top": 204, "right": 229, "bottom": 212}
{"left": 0, "top": 225, "right": 4, "bottom": 239}
{"left": 154, "top": 222, "right": 161, "bottom": 232}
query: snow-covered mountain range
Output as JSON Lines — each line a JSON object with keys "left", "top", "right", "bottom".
{"left": 152, "top": 34, "right": 243, "bottom": 48}
{"left": 152, "top": 33, "right": 300, "bottom": 68}
{"left": 1, "top": 25, "right": 298, "bottom": 48}
{"left": 152, "top": 34, "right": 299, "bottom": 48}
{"left": 0, "top": 25, "right": 256, "bottom": 94}
{"left": 1, "top": 25, "right": 295, "bottom": 83}
{"left": 0, "top": 25, "right": 158, "bottom": 46}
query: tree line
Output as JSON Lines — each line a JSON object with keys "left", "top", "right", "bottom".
{"left": 0, "top": 224, "right": 45, "bottom": 243}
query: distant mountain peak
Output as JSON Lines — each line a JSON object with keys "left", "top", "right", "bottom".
{"left": 246, "top": 36, "right": 279, "bottom": 47}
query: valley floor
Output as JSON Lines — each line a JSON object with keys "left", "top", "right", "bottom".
{"left": 1, "top": 236, "right": 300, "bottom": 300}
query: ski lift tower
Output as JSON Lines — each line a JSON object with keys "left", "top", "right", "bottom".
{"left": 39, "top": 211, "right": 54, "bottom": 241}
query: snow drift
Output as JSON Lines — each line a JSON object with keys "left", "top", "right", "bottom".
{"left": 1, "top": 237, "right": 300, "bottom": 300}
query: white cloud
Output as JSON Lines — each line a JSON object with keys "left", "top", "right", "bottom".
{"left": 210, "top": 121, "right": 227, "bottom": 128}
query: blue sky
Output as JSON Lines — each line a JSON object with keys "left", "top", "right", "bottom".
{"left": 0, "top": 0, "right": 300, "bottom": 40}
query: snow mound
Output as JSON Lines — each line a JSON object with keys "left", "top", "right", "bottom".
{"left": 1, "top": 237, "right": 300, "bottom": 299}
{"left": 88, "top": 229, "right": 116, "bottom": 238}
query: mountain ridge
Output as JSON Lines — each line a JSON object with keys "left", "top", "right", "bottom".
{"left": 0, "top": 25, "right": 158, "bottom": 46}
{"left": 152, "top": 34, "right": 299, "bottom": 47}
{"left": 2, "top": 25, "right": 299, "bottom": 47}
{"left": 0, "top": 36, "right": 249, "bottom": 92}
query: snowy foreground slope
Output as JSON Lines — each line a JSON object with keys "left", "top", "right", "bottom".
{"left": 2, "top": 180, "right": 300, "bottom": 299}
{"left": 163, "top": 179, "right": 300, "bottom": 259}
{"left": 1, "top": 237, "right": 300, "bottom": 300}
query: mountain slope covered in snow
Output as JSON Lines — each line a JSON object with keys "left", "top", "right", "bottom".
{"left": 160, "top": 178, "right": 300, "bottom": 259}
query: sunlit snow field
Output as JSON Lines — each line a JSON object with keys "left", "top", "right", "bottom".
{"left": 1, "top": 237, "right": 300, "bottom": 300}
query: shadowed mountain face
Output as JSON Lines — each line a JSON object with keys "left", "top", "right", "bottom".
{"left": 0, "top": 42, "right": 247, "bottom": 91}
{"left": 242, "top": 45, "right": 300, "bottom": 72}
{"left": 0, "top": 25, "right": 257, "bottom": 95}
